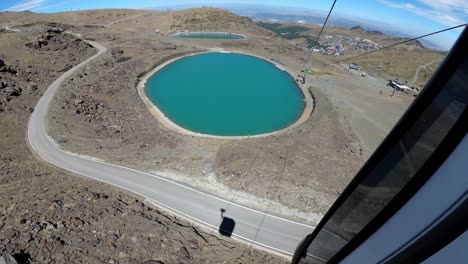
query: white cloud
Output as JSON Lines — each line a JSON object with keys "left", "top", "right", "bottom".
{"left": 378, "top": 0, "right": 467, "bottom": 26}
{"left": 4, "top": 0, "right": 47, "bottom": 11}
{"left": 378, "top": 1, "right": 416, "bottom": 9}
{"left": 417, "top": 0, "right": 468, "bottom": 12}
{"left": 31, "top": 0, "right": 76, "bottom": 12}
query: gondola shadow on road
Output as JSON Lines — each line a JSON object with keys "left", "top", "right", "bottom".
{"left": 219, "top": 208, "right": 236, "bottom": 237}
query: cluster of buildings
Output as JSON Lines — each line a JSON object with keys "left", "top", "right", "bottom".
{"left": 311, "top": 35, "right": 382, "bottom": 56}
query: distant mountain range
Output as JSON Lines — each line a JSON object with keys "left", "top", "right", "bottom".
{"left": 150, "top": 3, "right": 448, "bottom": 51}
{"left": 250, "top": 13, "right": 359, "bottom": 28}
{"left": 243, "top": 12, "right": 446, "bottom": 50}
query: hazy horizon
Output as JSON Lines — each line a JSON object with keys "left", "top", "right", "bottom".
{"left": 1, "top": 0, "right": 466, "bottom": 50}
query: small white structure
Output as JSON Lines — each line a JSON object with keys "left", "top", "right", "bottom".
{"left": 388, "top": 80, "right": 411, "bottom": 91}
{"left": 349, "top": 63, "right": 360, "bottom": 70}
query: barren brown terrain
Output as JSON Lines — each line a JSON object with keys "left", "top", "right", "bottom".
{"left": 0, "top": 11, "right": 287, "bottom": 264}
{"left": 1, "top": 6, "right": 441, "bottom": 262}
{"left": 37, "top": 8, "right": 365, "bottom": 221}
{"left": 5, "top": 8, "right": 424, "bottom": 221}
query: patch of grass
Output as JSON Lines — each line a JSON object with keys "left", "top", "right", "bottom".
{"left": 257, "top": 22, "right": 309, "bottom": 35}
{"left": 264, "top": 47, "right": 275, "bottom": 54}
{"left": 191, "top": 156, "right": 203, "bottom": 161}
{"left": 348, "top": 49, "right": 444, "bottom": 85}
{"left": 310, "top": 69, "right": 335, "bottom": 76}
{"left": 256, "top": 22, "right": 323, "bottom": 49}
{"left": 317, "top": 207, "right": 328, "bottom": 215}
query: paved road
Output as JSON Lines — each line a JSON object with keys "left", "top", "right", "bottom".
{"left": 28, "top": 40, "right": 347, "bottom": 256}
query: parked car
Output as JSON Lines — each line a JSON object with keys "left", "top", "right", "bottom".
{"left": 349, "top": 63, "right": 360, "bottom": 70}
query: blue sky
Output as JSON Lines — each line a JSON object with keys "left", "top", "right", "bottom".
{"left": 1, "top": 0, "right": 467, "bottom": 49}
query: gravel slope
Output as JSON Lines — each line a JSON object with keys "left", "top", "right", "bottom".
{"left": 0, "top": 21, "right": 287, "bottom": 264}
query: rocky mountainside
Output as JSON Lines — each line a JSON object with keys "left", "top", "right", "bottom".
{"left": 170, "top": 8, "right": 270, "bottom": 35}
{"left": 0, "top": 25, "right": 94, "bottom": 113}
{"left": 350, "top": 25, "right": 383, "bottom": 35}
{"left": 0, "top": 21, "right": 287, "bottom": 264}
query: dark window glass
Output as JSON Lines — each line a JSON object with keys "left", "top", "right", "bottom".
{"left": 300, "top": 57, "right": 467, "bottom": 263}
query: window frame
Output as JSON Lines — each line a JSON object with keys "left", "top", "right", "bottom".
{"left": 292, "top": 26, "right": 468, "bottom": 264}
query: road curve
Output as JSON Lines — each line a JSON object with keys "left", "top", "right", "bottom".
{"left": 411, "top": 60, "right": 439, "bottom": 84}
{"left": 27, "top": 40, "right": 344, "bottom": 256}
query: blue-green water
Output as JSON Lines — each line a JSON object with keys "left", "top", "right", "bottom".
{"left": 173, "top": 32, "right": 246, "bottom": 40}
{"left": 145, "top": 53, "right": 304, "bottom": 136}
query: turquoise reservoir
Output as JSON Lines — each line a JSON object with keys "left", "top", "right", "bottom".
{"left": 172, "top": 32, "right": 246, "bottom": 40}
{"left": 145, "top": 53, "right": 304, "bottom": 136}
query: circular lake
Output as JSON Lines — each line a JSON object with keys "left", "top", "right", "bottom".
{"left": 145, "top": 52, "right": 304, "bottom": 136}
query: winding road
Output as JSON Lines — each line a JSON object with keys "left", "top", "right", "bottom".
{"left": 27, "top": 40, "right": 345, "bottom": 257}
{"left": 411, "top": 60, "right": 439, "bottom": 84}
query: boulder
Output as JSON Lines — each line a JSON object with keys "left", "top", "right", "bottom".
{"left": 47, "top": 27, "right": 63, "bottom": 34}
{"left": 5, "top": 87, "right": 21, "bottom": 96}
{"left": 0, "top": 65, "right": 17, "bottom": 74}
{"left": 0, "top": 229, "right": 17, "bottom": 241}
{"left": 20, "top": 232, "right": 33, "bottom": 243}
{"left": 44, "top": 33, "right": 54, "bottom": 40}
{"left": 26, "top": 82, "right": 38, "bottom": 92}
{"left": 24, "top": 42, "right": 39, "bottom": 49}
{"left": 31, "top": 223, "right": 41, "bottom": 234}
{"left": 162, "top": 44, "right": 177, "bottom": 50}
{"left": 37, "top": 38, "right": 48, "bottom": 47}
{"left": 0, "top": 254, "right": 17, "bottom": 264}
